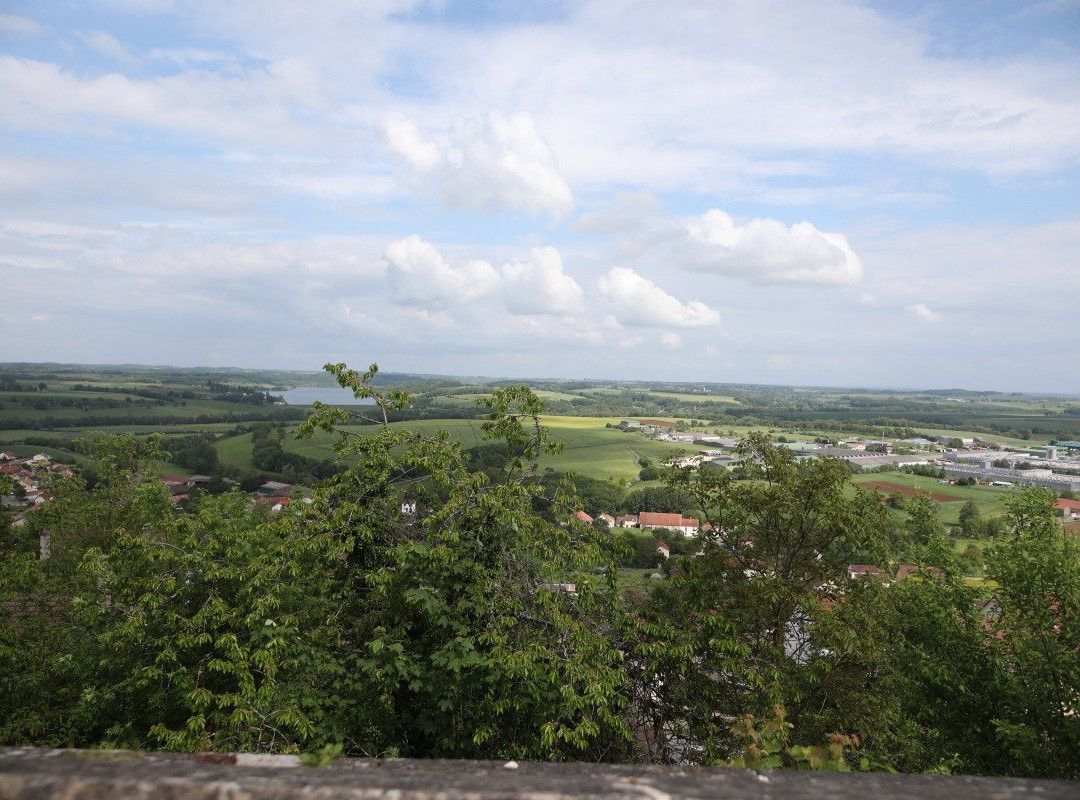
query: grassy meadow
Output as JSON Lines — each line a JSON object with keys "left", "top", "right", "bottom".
{"left": 852, "top": 471, "right": 1011, "bottom": 525}
{"left": 211, "top": 415, "right": 696, "bottom": 483}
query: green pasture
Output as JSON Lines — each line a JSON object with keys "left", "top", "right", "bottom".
{"left": 154, "top": 461, "right": 193, "bottom": 478}
{"left": 616, "top": 567, "right": 664, "bottom": 591}
{"left": 647, "top": 391, "right": 740, "bottom": 404}
{"left": 0, "top": 423, "right": 247, "bottom": 440}
{"left": 425, "top": 393, "right": 492, "bottom": 407}
{"left": 851, "top": 472, "right": 1010, "bottom": 525}
{"left": 427, "top": 389, "right": 590, "bottom": 406}
{"left": 215, "top": 432, "right": 257, "bottom": 472}
{"left": 267, "top": 416, "right": 691, "bottom": 483}
{"left": 1, "top": 443, "right": 90, "bottom": 466}
{"left": 575, "top": 387, "right": 626, "bottom": 397}
{"left": 535, "top": 390, "right": 590, "bottom": 402}
{"left": 0, "top": 393, "right": 284, "bottom": 425}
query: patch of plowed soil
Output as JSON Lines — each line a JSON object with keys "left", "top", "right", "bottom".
{"left": 859, "top": 480, "right": 963, "bottom": 503}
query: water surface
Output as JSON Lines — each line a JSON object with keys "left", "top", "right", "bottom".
{"left": 278, "top": 387, "right": 377, "bottom": 406}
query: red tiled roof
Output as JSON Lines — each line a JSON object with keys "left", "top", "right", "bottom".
{"left": 573, "top": 510, "right": 593, "bottom": 523}
{"left": 847, "top": 564, "right": 881, "bottom": 577}
{"left": 1054, "top": 498, "right": 1080, "bottom": 512}
{"left": 896, "top": 565, "right": 943, "bottom": 581}
{"left": 639, "top": 512, "right": 698, "bottom": 529}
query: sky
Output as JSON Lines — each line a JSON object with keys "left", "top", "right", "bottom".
{"left": 1, "top": 0, "right": 1079, "bottom": 393}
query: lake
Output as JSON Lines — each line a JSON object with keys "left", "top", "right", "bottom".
{"left": 277, "top": 387, "right": 377, "bottom": 406}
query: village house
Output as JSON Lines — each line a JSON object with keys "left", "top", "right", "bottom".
{"left": 1053, "top": 498, "right": 1080, "bottom": 521}
{"left": 258, "top": 480, "right": 294, "bottom": 496}
{"left": 895, "top": 565, "right": 944, "bottom": 581}
{"left": 847, "top": 564, "right": 882, "bottom": 580}
{"left": 638, "top": 511, "right": 699, "bottom": 536}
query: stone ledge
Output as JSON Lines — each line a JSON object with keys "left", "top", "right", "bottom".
{"left": 0, "top": 748, "right": 1076, "bottom": 800}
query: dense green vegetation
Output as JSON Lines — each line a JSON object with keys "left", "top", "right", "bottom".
{"left": 2, "top": 364, "right": 1078, "bottom": 777}
{"left": 5, "top": 362, "right": 1080, "bottom": 448}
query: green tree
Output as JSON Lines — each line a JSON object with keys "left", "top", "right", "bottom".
{"left": 287, "top": 364, "right": 635, "bottom": 759}
{"left": 958, "top": 499, "right": 981, "bottom": 537}
{"left": 0, "top": 435, "right": 173, "bottom": 747}
{"left": 982, "top": 488, "right": 1080, "bottom": 777}
{"left": 634, "top": 435, "right": 889, "bottom": 763}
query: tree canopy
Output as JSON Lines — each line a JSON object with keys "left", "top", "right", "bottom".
{"left": 1, "top": 365, "right": 1078, "bottom": 777}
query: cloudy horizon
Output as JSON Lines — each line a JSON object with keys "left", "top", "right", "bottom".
{"left": 2, "top": 1, "right": 1079, "bottom": 393}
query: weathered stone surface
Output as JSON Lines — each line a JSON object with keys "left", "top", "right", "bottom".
{"left": 0, "top": 748, "right": 1076, "bottom": 800}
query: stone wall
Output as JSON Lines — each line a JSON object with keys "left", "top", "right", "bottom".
{"left": 1, "top": 747, "right": 1076, "bottom": 800}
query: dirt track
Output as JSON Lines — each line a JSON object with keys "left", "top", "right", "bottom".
{"left": 859, "top": 480, "right": 963, "bottom": 503}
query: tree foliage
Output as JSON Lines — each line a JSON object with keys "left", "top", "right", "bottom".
{"left": 2, "top": 374, "right": 1080, "bottom": 778}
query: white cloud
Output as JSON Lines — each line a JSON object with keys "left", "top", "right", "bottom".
{"left": 78, "top": 30, "right": 137, "bottom": 65}
{"left": 383, "top": 236, "right": 583, "bottom": 316}
{"left": 908, "top": 303, "right": 942, "bottom": 322}
{"left": 381, "top": 114, "right": 442, "bottom": 171}
{"left": 768, "top": 354, "right": 794, "bottom": 368}
{"left": 598, "top": 267, "right": 721, "bottom": 328}
{"left": 572, "top": 190, "right": 660, "bottom": 235}
{"left": 0, "top": 13, "right": 40, "bottom": 34}
{"left": 0, "top": 55, "right": 328, "bottom": 146}
{"left": 660, "top": 332, "right": 682, "bottom": 349}
{"left": 381, "top": 111, "right": 574, "bottom": 219}
{"left": 682, "top": 210, "right": 862, "bottom": 286}
{"left": 448, "top": 1, "right": 1080, "bottom": 182}
{"left": 384, "top": 234, "right": 498, "bottom": 307}
{"left": 499, "top": 247, "right": 583, "bottom": 315}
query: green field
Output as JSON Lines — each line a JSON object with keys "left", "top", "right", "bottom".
{"left": 215, "top": 432, "right": 257, "bottom": 472}
{"left": 428, "top": 389, "right": 595, "bottom": 407}
{"left": 647, "top": 391, "right": 740, "bottom": 404}
{"left": 851, "top": 472, "right": 1011, "bottom": 525}
{"left": 210, "top": 416, "right": 694, "bottom": 483}
{"left": 0, "top": 393, "right": 273, "bottom": 424}
{"left": 0, "top": 443, "right": 89, "bottom": 466}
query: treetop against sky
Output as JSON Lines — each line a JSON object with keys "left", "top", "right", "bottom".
{"left": 1, "top": 1, "right": 1078, "bottom": 391}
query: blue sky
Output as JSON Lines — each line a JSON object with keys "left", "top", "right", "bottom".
{"left": 1, "top": 0, "right": 1079, "bottom": 392}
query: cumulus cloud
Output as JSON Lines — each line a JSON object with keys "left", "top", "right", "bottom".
{"left": 499, "top": 247, "right": 583, "bottom": 315}
{"left": 660, "top": 332, "right": 682, "bottom": 349}
{"left": 381, "top": 111, "right": 573, "bottom": 219}
{"left": 384, "top": 235, "right": 498, "bottom": 307}
{"left": 681, "top": 210, "right": 862, "bottom": 286}
{"left": 383, "top": 235, "right": 583, "bottom": 316}
{"left": 598, "top": 266, "right": 720, "bottom": 328}
{"left": 908, "top": 303, "right": 942, "bottom": 322}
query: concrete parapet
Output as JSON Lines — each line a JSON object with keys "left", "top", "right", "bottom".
{"left": 1, "top": 748, "right": 1077, "bottom": 800}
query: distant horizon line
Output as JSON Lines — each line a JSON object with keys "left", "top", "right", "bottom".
{"left": 2, "top": 360, "right": 1077, "bottom": 400}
